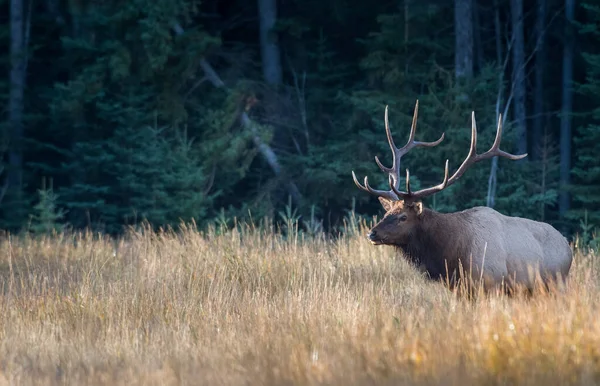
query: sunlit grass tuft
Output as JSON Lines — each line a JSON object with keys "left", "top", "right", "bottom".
{"left": 0, "top": 220, "right": 598, "bottom": 385}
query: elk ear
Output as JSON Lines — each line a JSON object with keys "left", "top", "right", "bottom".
{"left": 378, "top": 197, "right": 393, "bottom": 211}
{"left": 414, "top": 201, "right": 424, "bottom": 216}
{"left": 407, "top": 201, "right": 424, "bottom": 216}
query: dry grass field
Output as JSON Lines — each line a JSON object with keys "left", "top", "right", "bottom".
{"left": 0, "top": 218, "right": 599, "bottom": 386}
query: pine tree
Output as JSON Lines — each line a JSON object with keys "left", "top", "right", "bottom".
{"left": 29, "top": 179, "right": 67, "bottom": 235}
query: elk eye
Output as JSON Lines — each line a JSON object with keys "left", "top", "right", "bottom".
{"left": 399, "top": 215, "right": 408, "bottom": 222}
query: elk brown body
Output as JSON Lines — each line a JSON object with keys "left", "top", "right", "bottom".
{"left": 352, "top": 102, "right": 573, "bottom": 293}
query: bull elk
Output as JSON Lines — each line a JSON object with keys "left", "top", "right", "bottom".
{"left": 352, "top": 101, "right": 573, "bottom": 293}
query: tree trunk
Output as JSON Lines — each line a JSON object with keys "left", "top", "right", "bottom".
{"left": 172, "top": 23, "right": 302, "bottom": 206}
{"left": 404, "top": 0, "right": 410, "bottom": 75}
{"left": 8, "top": 0, "right": 26, "bottom": 201}
{"left": 257, "top": 0, "right": 303, "bottom": 206}
{"left": 487, "top": 0, "right": 513, "bottom": 208}
{"left": 510, "top": 0, "right": 528, "bottom": 158}
{"left": 455, "top": 0, "right": 474, "bottom": 80}
{"left": 404, "top": 0, "right": 409, "bottom": 44}
{"left": 487, "top": 0, "right": 503, "bottom": 208}
{"left": 559, "top": 0, "right": 575, "bottom": 218}
{"left": 532, "top": 0, "right": 547, "bottom": 161}
{"left": 473, "top": 1, "right": 485, "bottom": 72}
{"left": 258, "top": 0, "right": 282, "bottom": 86}
{"left": 45, "top": 0, "right": 65, "bottom": 25}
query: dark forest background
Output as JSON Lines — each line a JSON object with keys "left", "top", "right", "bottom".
{"left": 1, "top": 0, "right": 599, "bottom": 240}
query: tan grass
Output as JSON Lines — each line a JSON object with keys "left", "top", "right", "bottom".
{"left": 0, "top": 221, "right": 598, "bottom": 385}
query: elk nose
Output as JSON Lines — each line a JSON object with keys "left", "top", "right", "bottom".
{"left": 367, "top": 231, "right": 377, "bottom": 241}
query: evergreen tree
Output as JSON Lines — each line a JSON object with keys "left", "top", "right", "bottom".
{"left": 38, "top": 0, "right": 222, "bottom": 232}
{"left": 570, "top": 2, "right": 600, "bottom": 226}
{"left": 0, "top": 0, "right": 591, "bottom": 236}
{"left": 29, "top": 179, "right": 67, "bottom": 235}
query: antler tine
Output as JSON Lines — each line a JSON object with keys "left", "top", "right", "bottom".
{"left": 407, "top": 100, "right": 418, "bottom": 143}
{"left": 374, "top": 101, "right": 446, "bottom": 189}
{"left": 390, "top": 169, "right": 412, "bottom": 199}
{"left": 478, "top": 113, "right": 529, "bottom": 161}
{"left": 374, "top": 105, "right": 398, "bottom": 178}
{"left": 406, "top": 101, "right": 446, "bottom": 150}
{"left": 401, "top": 100, "right": 446, "bottom": 153}
{"left": 351, "top": 171, "right": 398, "bottom": 201}
{"left": 444, "top": 111, "right": 479, "bottom": 184}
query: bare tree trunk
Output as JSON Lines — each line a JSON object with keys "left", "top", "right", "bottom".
{"left": 455, "top": 0, "right": 474, "bottom": 80}
{"left": 487, "top": 0, "right": 513, "bottom": 208}
{"left": 404, "top": 0, "right": 410, "bottom": 75}
{"left": 532, "top": 0, "right": 547, "bottom": 161}
{"left": 404, "top": 0, "right": 409, "bottom": 44}
{"left": 510, "top": 0, "right": 528, "bottom": 158}
{"left": 559, "top": 0, "right": 575, "bottom": 218}
{"left": 494, "top": 0, "right": 503, "bottom": 70}
{"left": 8, "top": 0, "right": 27, "bottom": 201}
{"left": 473, "top": 1, "right": 484, "bottom": 71}
{"left": 173, "top": 23, "right": 302, "bottom": 206}
{"left": 257, "top": 0, "right": 303, "bottom": 206}
{"left": 487, "top": 0, "right": 503, "bottom": 208}
{"left": 68, "top": 0, "right": 84, "bottom": 41}
{"left": 539, "top": 128, "right": 552, "bottom": 221}
{"left": 258, "top": 0, "right": 282, "bottom": 86}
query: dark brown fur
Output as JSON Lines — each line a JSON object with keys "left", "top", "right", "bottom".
{"left": 371, "top": 201, "right": 472, "bottom": 285}
{"left": 397, "top": 210, "right": 471, "bottom": 282}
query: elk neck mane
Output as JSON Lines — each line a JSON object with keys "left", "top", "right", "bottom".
{"left": 395, "top": 207, "right": 473, "bottom": 280}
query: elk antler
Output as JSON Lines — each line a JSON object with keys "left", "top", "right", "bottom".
{"left": 440, "top": 112, "right": 527, "bottom": 191}
{"left": 351, "top": 100, "right": 445, "bottom": 201}
{"left": 352, "top": 103, "right": 527, "bottom": 203}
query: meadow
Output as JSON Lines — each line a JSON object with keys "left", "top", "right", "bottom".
{"left": 0, "top": 217, "right": 599, "bottom": 386}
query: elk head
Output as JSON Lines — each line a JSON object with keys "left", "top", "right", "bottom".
{"left": 352, "top": 101, "right": 527, "bottom": 246}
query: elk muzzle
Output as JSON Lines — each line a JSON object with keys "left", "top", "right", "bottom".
{"left": 367, "top": 230, "right": 384, "bottom": 245}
